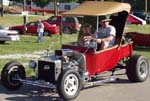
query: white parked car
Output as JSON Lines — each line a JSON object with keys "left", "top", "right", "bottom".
{"left": 0, "top": 25, "right": 20, "bottom": 44}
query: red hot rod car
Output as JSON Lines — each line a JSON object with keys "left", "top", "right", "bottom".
{"left": 1, "top": 1, "right": 149, "bottom": 100}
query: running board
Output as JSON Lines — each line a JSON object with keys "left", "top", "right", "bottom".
{"left": 15, "top": 77, "right": 116, "bottom": 89}
{"left": 84, "top": 77, "right": 117, "bottom": 88}
{"left": 16, "top": 78, "right": 56, "bottom": 89}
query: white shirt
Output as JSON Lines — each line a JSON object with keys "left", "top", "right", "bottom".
{"left": 37, "top": 22, "right": 44, "bottom": 33}
{"left": 95, "top": 25, "right": 116, "bottom": 45}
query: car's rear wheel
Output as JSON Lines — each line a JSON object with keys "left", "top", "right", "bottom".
{"left": 63, "top": 27, "right": 72, "bottom": 34}
{"left": 1, "top": 61, "right": 26, "bottom": 90}
{"left": 43, "top": 30, "right": 51, "bottom": 36}
{"left": 57, "top": 69, "right": 81, "bottom": 100}
{"left": 126, "top": 55, "right": 149, "bottom": 82}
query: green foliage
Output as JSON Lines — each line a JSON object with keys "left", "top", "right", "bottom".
{"left": 9, "top": 0, "right": 22, "bottom": 3}
{"left": 32, "top": 0, "right": 50, "bottom": 8}
{"left": 61, "top": 0, "right": 79, "bottom": 2}
{"left": 111, "top": 0, "right": 149, "bottom": 11}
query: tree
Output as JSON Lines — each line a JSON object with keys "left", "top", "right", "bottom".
{"left": 32, "top": 0, "right": 50, "bottom": 8}
{"left": 62, "top": 0, "right": 79, "bottom": 2}
{"left": 9, "top": 0, "right": 22, "bottom": 3}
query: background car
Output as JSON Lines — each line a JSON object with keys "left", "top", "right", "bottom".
{"left": 9, "top": 21, "right": 59, "bottom": 36}
{"left": 127, "top": 14, "right": 146, "bottom": 25}
{"left": 0, "top": 25, "right": 20, "bottom": 44}
{"left": 132, "top": 11, "right": 150, "bottom": 24}
{"left": 46, "top": 16, "right": 81, "bottom": 34}
{"left": 132, "top": 12, "right": 146, "bottom": 20}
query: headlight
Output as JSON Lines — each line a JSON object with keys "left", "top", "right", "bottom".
{"left": 29, "top": 60, "right": 37, "bottom": 69}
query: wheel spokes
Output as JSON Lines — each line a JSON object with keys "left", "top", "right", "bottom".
{"left": 64, "top": 74, "right": 79, "bottom": 96}
{"left": 139, "top": 60, "right": 148, "bottom": 78}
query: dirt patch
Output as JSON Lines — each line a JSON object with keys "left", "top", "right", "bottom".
{"left": 0, "top": 50, "right": 46, "bottom": 59}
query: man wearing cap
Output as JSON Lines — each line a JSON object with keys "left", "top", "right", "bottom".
{"left": 83, "top": 16, "right": 116, "bottom": 50}
{"left": 94, "top": 16, "right": 116, "bottom": 50}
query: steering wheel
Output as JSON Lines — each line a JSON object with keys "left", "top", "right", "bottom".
{"left": 84, "top": 40, "right": 97, "bottom": 51}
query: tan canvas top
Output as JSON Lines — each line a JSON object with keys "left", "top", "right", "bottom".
{"left": 62, "top": 1, "right": 131, "bottom": 16}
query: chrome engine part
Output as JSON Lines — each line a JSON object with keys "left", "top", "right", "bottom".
{"left": 37, "top": 49, "right": 80, "bottom": 84}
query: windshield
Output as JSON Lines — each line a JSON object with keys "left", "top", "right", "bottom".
{"left": 48, "top": 16, "right": 58, "bottom": 22}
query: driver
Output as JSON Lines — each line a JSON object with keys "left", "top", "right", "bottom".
{"left": 72, "top": 23, "right": 95, "bottom": 79}
{"left": 78, "top": 23, "right": 96, "bottom": 47}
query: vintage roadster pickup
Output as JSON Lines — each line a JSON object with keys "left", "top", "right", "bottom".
{"left": 1, "top": 1, "right": 149, "bottom": 100}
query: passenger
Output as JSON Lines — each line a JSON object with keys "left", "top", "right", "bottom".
{"left": 94, "top": 16, "right": 116, "bottom": 50}
{"left": 37, "top": 19, "right": 44, "bottom": 43}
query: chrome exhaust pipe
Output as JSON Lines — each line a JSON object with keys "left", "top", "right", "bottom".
{"left": 16, "top": 78, "right": 56, "bottom": 89}
{"left": 84, "top": 77, "right": 117, "bottom": 88}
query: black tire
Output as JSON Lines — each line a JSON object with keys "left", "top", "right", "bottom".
{"left": 1, "top": 61, "right": 26, "bottom": 90}
{"left": 16, "top": 29, "right": 22, "bottom": 35}
{"left": 0, "top": 41, "right": 5, "bottom": 44}
{"left": 43, "top": 30, "right": 51, "bottom": 36}
{"left": 63, "top": 27, "right": 72, "bottom": 34}
{"left": 126, "top": 55, "right": 149, "bottom": 82}
{"left": 57, "top": 69, "right": 81, "bottom": 100}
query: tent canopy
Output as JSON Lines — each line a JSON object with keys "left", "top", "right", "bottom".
{"left": 62, "top": 1, "right": 131, "bottom": 16}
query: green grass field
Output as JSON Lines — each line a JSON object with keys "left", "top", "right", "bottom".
{"left": 0, "top": 14, "right": 150, "bottom": 76}
{"left": 0, "top": 14, "right": 49, "bottom": 27}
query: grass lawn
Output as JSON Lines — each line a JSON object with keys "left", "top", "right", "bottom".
{"left": 0, "top": 14, "right": 150, "bottom": 76}
{"left": 0, "top": 14, "right": 50, "bottom": 27}
{"left": 125, "top": 24, "right": 150, "bottom": 33}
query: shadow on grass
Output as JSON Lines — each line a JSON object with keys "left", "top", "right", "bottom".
{"left": 0, "top": 71, "right": 148, "bottom": 101}
{"left": 82, "top": 72, "right": 131, "bottom": 91}
{"left": 0, "top": 42, "right": 11, "bottom": 45}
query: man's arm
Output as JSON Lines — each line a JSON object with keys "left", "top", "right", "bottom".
{"left": 101, "top": 35, "right": 115, "bottom": 42}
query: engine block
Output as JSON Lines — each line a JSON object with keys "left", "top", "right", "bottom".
{"left": 38, "top": 59, "right": 61, "bottom": 84}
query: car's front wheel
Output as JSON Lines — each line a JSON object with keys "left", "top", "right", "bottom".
{"left": 1, "top": 61, "right": 26, "bottom": 90}
{"left": 126, "top": 55, "right": 149, "bottom": 82}
{"left": 43, "top": 30, "right": 51, "bottom": 36}
{"left": 57, "top": 69, "right": 81, "bottom": 100}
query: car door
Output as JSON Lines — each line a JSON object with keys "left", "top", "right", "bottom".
{"left": 26, "top": 22, "right": 37, "bottom": 35}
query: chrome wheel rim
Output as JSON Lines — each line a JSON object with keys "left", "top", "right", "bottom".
{"left": 64, "top": 73, "right": 79, "bottom": 96}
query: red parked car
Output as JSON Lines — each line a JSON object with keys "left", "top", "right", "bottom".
{"left": 125, "top": 32, "right": 150, "bottom": 47}
{"left": 46, "top": 16, "right": 81, "bottom": 34}
{"left": 9, "top": 21, "right": 59, "bottom": 36}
